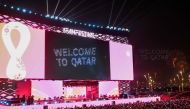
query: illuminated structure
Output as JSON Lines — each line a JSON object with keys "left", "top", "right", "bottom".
{"left": 0, "top": 3, "right": 133, "bottom": 105}
{"left": 0, "top": 3, "right": 129, "bottom": 44}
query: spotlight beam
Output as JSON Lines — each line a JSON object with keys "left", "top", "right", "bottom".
{"left": 113, "top": 0, "right": 127, "bottom": 26}
{"left": 46, "top": 0, "right": 49, "bottom": 15}
{"left": 57, "top": 0, "right": 73, "bottom": 17}
{"left": 108, "top": 0, "right": 115, "bottom": 26}
{"left": 118, "top": 0, "right": 144, "bottom": 26}
{"left": 62, "top": 0, "right": 87, "bottom": 18}
{"left": 68, "top": 1, "right": 101, "bottom": 18}
{"left": 53, "top": 0, "right": 60, "bottom": 16}
{"left": 74, "top": 4, "right": 106, "bottom": 19}
{"left": 124, "top": 0, "right": 157, "bottom": 27}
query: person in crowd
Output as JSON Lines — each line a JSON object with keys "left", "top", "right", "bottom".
{"left": 21, "top": 95, "right": 26, "bottom": 103}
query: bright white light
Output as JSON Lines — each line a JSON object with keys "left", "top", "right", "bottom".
{"left": 22, "top": 9, "right": 26, "bottom": 13}
{"left": 2, "top": 22, "right": 31, "bottom": 80}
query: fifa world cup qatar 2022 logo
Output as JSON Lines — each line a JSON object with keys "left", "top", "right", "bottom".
{"left": 2, "top": 22, "right": 31, "bottom": 80}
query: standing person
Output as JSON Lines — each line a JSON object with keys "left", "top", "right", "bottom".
{"left": 31, "top": 95, "right": 34, "bottom": 104}
{"left": 27, "top": 96, "right": 31, "bottom": 105}
{"left": 21, "top": 95, "right": 26, "bottom": 103}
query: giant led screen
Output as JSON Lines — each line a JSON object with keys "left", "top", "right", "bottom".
{"left": 99, "top": 81, "right": 119, "bottom": 97}
{"left": 63, "top": 86, "right": 86, "bottom": 98}
{"left": 109, "top": 41, "right": 134, "bottom": 80}
{"left": 0, "top": 22, "right": 45, "bottom": 79}
{"left": 0, "top": 21, "right": 133, "bottom": 80}
{"left": 45, "top": 31, "right": 110, "bottom": 80}
{"left": 31, "top": 80, "right": 63, "bottom": 100}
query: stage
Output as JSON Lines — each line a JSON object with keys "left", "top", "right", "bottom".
{"left": 0, "top": 4, "right": 136, "bottom": 109}
{"left": 1, "top": 96, "right": 160, "bottom": 109}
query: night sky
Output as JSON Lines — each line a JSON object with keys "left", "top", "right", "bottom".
{"left": 1, "top": 0, "right": 190, "bottom": 83}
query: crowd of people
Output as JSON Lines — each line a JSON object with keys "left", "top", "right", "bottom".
{"left": 8, "top": 95, "right": 34, "bottom": 105}
{"left": 1, "top": 94, "right": 190, "bottom": 108}
{"left": 52, "top": 99, "right": 190, "bottom": 109}
{"left": 1, "top": 91, "right": 190, "bottom": 109}
{"left": 32, "top": 94, "right": 124, "bottom": 105}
